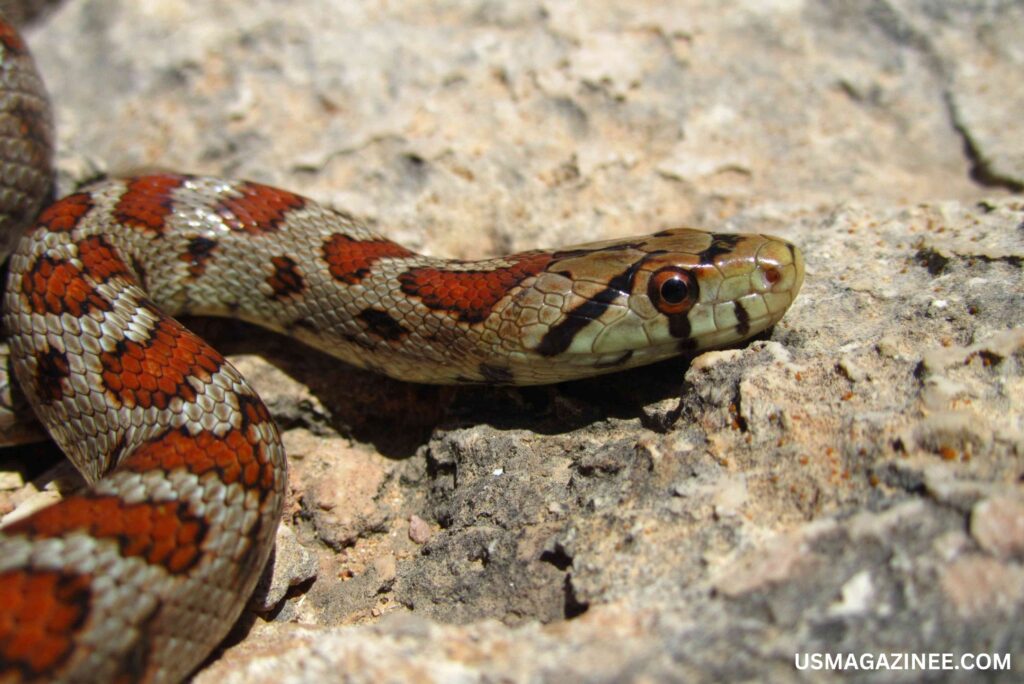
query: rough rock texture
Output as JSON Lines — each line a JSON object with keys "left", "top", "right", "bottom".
{"left": 0, "top": 0, "right": 1022, "bottom": 681}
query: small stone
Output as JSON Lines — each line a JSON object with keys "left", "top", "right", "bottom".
{"left": 875, "top": 336, "right": 901, "bottom": 358}
{"left": 373, "top": 553, "right": 397, "bottom": 588}
{"left": 829, "top": 570, "right": 875, "bottom": 616}
{"left": 970, "top": 496, "right": 1024, "bottom": 559}
{"left": 712, "top": 476, "right": 747, "bottom": 518}
{"left": 408, "top": 514, "right": 432, "bottom": 544}
{"left": 836, "top": 355, "right": 867, "bottom": 382}
{"left": 940, "top": 555, "right": 1024, "bottom": 619}
{"left": 690, "top": 349, "right": 744, "bottom": 371}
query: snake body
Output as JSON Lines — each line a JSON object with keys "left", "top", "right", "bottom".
{"left": 0, "top": 15, "right": 804, "bottom": 684}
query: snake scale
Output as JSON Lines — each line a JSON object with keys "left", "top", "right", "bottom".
{"left": 0, "top": 14, "right": 804, "bottom": 684}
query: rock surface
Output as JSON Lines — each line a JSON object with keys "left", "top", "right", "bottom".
{"left": 1, "top": 0, "right": 1021, "bottom": 681}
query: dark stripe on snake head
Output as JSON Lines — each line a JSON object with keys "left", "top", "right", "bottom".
{"left": 734, "top": 300, "right": 751, "bottom": 337}
{"left": 667, "top": 312, "right": 692, "bottom": 339}
{"left": 698, "top": 233, "right": 743, "bottom": 265}
{"left": 535, "top": 258, "right": 648, "bottom": 357}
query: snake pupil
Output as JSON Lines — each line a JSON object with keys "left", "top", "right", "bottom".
{"left": 660, "top": 277, "right": 689, "bottom": 304}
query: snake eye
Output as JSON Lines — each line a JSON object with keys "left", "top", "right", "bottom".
{"left": 648, "top": 267, "right": 697, "bottom": 315}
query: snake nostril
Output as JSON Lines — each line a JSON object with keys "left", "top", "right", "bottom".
{"left": 764, "top": 267, "right": 781, "bottom": 286}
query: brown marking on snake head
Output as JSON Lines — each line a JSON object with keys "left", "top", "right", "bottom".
{"left": 535, "top": 258, "right": 647, "bottom": 357}
{"left": 181, "top": 236, "right": 218, "bottom": 278}
{"left": 267, "top": 255, "right": 305, "bottom": 300}
{"left": 34, "top": 348, "right": 71, "bottom": 404}
{"left": 5, "top": 495, "right": 208, "bottom": 575}
{"left": 0, "top": 19, "right": 28, "bottom": 55}
{"left": 398, "top": 252, "right": 554, "bottom": 323}
{"left": 21, "top": 254, "right": 110, "bottom": 317}
{"left": 35, "top": 193, "right": 92, "bottom": 233}
{"left": 114, "top": 174, "right": 189, "bottom": 235}
{"left": 323, "top": 233, "right": 414, "bottom": 285}
{"left": 0, "top": 570, "right": 91, "bottom": 679}
{"left": 697, "top": 233, "right": 744, "bottom": 265}
{"left": 356, "top": 308, "right": 408, "bottom": 341}
{"left": 667, "top": 313, "right": 692, "bottom": 340}
{"left": 77, "top": 235, "right": 132, "bottom": 282}
{"left": 734, "top": 300, "right": 751, "bottom": 337}
{"left": 99, "top": 311, "right": 224, "bottom": 410}
{"left": 216, "top": 181, "right": 305, "bottom": 234}
{"left": 124, "top": 424, "right": 275, "bottom": 493}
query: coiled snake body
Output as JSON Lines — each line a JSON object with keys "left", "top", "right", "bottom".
{"left": 0, "top": 16, "right": 804, "bottom": 683}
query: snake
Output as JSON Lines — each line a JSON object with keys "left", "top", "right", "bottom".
{"left": 0, "top": 14, "right": 804, "bottom": 684}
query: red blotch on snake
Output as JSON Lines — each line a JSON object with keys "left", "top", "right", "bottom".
{"left": 114, "top": 174, "right": 188, "bottom": 235}
{"left": 0, "top": 570, "right": 91, "bottom": 678}
{"left": 99, "top": 313, "right": 224, "bottom": 410}
{"left": 322, "top": 233, "right": 414, "bottom": 285}
{"left": 21, "top": 254, "right": 110, "bottom": 317}
{"left": 215, "top": 181, "right": 305, "bottom": 234}
{"left": 4, "top": 496, "right": 206, "bottom": 574}
{"left": 35, "top": 193, "right": 92, "bottom": 233}
{"left": 398, "top": 251, "right": 554, "bottom": 323}
{"left": 124, "top": 425, "right": 275, "bottom": 492}
{"left": 77, "top": 235, "right": 133, "bottom": 282}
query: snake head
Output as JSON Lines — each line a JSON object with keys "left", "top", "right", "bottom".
{"left": 504, "top": 228, "right": 804, "bottom": 383}
{"left": 632, "top": 228, "right": 805, "bottom": 352}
